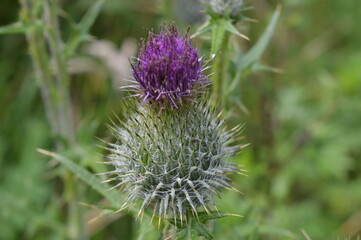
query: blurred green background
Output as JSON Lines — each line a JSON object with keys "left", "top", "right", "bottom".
{"left": 0, "top": 0, "right": 360, "bottom": 239}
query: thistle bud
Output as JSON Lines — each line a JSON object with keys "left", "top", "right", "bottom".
{"left": 105, "top": 100, "right": 242, "bottom": 221}
{"left": 130, "top": 24, "right": 208, "bottom": 107}
{"left": 202, "top": 0, "right": 244, "bottom": 17}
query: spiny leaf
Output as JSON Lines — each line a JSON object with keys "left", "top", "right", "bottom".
{"left": 193, "top": 221, "right": 213, "bottom": 239}
{"left": 37, "top": 148, "right": 123, "bottom": 207}
{"left": 223, "top": 19, "right": 249, "bottom": 40}
{"left": 167, "top": 211, "right": 235, "bottom": 227}
{"left": 174, "top": 218, "right": 213, "bottom": 240}
{"left": 228, "top": 7, "right": 281, "bottom": 93}
{"left": 197, "top": 211, "right": 234, "bottom": 223}
{"left": 191, "top": 20, "right": 213, "bottom": 39}
{"left": 175, "top": 224, "right": 200, "bottom": 240}
{"left": 238, "top": 7, "right": 281, "bottom": 70}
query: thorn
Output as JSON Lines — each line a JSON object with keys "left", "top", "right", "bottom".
{"left": 136, "top": 209, "right": 143, "bottom": 221}
{"left": 114, "top": 205, "right": 128, "bottom": 214}
{"left": 158, "top": 215, "right": 162, "bottom": 229}
{"left": 37, "top": 148, "right": 54, "bottom": 156}
{"left": 244, "top": 17, "right": 258, "bottom": 23}
{"left": 238, "top": 32, "right": 250, "bottom": 41}
{"left": 301, "top": 229, "right": 312, "bottom": 240}
{"left": 226, "top": 213, "right": 243, "bottom": 218}
{"left": 88, "top": 214, "right": 102, "bottom": 224}
{"left": 78, "top": 202, "right": 96, "bottom": 208}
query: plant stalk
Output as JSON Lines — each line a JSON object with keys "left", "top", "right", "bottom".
{"left": 211, "top": 32, "right": 230, "bottom": 110}
{"left": 20, "top": 0, "right": 83, "bottom": 239}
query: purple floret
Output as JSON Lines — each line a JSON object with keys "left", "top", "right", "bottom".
{"left": 130, "top": 24, "right": 208, "bottom": 107}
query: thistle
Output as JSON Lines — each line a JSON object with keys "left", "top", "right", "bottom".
{"left": 129, "top": 24, "right": 208, "bottom": 107}
{"left": 103, "top": 24, "right": 243, "bottom": 234}
{"left": 105, "top": 100, "right": 243, "bottom": 222}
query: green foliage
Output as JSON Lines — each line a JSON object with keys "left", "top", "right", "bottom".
{"left": 1, "top": 0, "right": 361, "bottom": 239}
{"left": 64, "top": 0, "right": 105, "bottom": 58}
{"left": 175, "top": 219, "right": 212, "bottom": 240}
{"left": 228, "top": 7, "right": 281, "bottom": 94}
{"left": 37, "top": 149, "right": 123, "bottom": 207}
{"left": 0, "top": 22, "right": 35, "bottom": 34}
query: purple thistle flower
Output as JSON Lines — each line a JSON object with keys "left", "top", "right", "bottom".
{"left": 130, "top": 24, "right": 208, "bottom": 107}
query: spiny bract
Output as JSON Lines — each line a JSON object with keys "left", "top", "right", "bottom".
{"left": 130, "top": 24, "right": 208, "bottom": 107}
{"left": 104, "top": 100, "right": 243, "bottom": 222}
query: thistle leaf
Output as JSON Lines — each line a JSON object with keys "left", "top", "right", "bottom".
{"left": 228, "top": 7, "right": 281, "bottom": 93}
{"left": 191, "top": 20, "right": 214, "bottom": 38}
{"left": 223, "top": 19, "right": 249, "bottom": 40}
{"left": 238, "top": 7, "right": 281, "bottom": 69}
{"left": 174, "top": 218, "right": 213, "bottom": 240}
{"left": 37, "top": 149, "right": 123, "bottom": 207}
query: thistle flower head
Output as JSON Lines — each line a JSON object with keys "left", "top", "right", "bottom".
{"left": 131, "top": 24, "right": 208, "bottom": 107}
{"left": 104, "top": 100, "right": 243, "bottom": 221}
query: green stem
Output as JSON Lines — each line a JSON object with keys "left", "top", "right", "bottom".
{"left": 211, "top": 32, "right": 230, "bottom": 110}
{"left": 65, "top": 170, "right": 85, "bottom": 239}
{"left": 20, "top": 0, "right": 83, "bottom": 238}
{"left": 20, "top": 0, "right": 59, "bottom": 134}
{"left": 43, "top": 0, "right": 75, "bottom": 143}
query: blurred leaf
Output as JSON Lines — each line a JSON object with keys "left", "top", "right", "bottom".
{"left": 228, "top": 7, "right": 281, "bottom": 92}
{"left": 193, "top": 221, "right": 213, "bottom": 239}
{"left": 78, "top": 0, "right": 105, "bottom": 33}
{"left": 175, "top": 224, "right": 200, "bottom": 240}
{"left": 173, "top": 217, "right": 215, "bottom": 240}
{"left": 230, "top": 222, "right": 297, "bottom": 239}
{"left": 64, "top": 0, "right": 105, "bottom": 58}
{"left": 251, "top": 62, "right": 283, "bottom": 73}
{"left": 223, "top": 19, "right": 249, "bottom": 40}
{"left": 176, "top": 230, "right": 199, "bottom": 240}
{"left": 198, "top": 211, "right": 229, "bottom": 223}
{"left": 0, "top": 191, "right": 65, "bottom": 234}
{"left": 37, "top": 149, "right": 123, "bottom": 207}
{"left": 0, "top": 22, "right": 36, "bottom": 35}
{"left": 257, "top": 225, "right": 298, "bottom": 238}
{"left": 191, "top": 20, "right": 213, "bottom": 38}
{"left": 167, "top": 211, "right": 231, "bottom": 228}
{"left": 238, "top": 7, "right": 281, "bottom": 70}
{"left": 135, "top": 220, "right": 161, "bottom": 240}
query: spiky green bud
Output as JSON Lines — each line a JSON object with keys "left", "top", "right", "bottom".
{"left": 104, "top": 100, "right": 242, "bottom": 222}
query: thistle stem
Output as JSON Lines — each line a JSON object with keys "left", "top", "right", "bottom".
{"left": 20, "top": 0, "right": 83, "bottom": 238}
{"left": 211, "top": 32, "right": 230, "bottom": 110}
